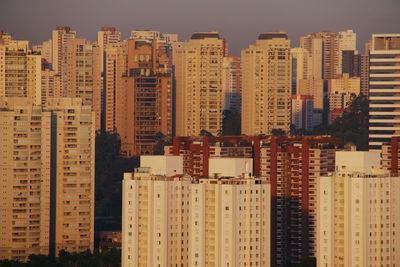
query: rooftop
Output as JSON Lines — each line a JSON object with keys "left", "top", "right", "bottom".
{"left": 191, "top": 32, "right": 220, "bottom": 40}
{"left": 258, "top": 32, "right": 288, "bottom": 40}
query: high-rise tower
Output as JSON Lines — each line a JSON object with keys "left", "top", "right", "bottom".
{"left": 174, "top": 32, "right": 224, "bottom": 136}
{"left": 241, "top": 32, "right": 291, "bottom": 135}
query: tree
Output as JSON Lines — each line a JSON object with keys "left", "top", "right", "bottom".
{"left": 95, "top": 132, "right": 139, "bottom": 230}
{"left": 153, "top": 132, "right": 172, "bottom": 155}
{"left": 199, "top": 129, "right": 214, "bottom": 137}
{"left": 222, "top": 108, "right": 241, "bottom": 136}
{"left": 311, "top": 94, "right": 369, "bottom": 150}
{"left": 271, "top": 128, "right": 286, "bottom": 136}
{"left": 296, "top": 257, "right": 316, "bottom": 267}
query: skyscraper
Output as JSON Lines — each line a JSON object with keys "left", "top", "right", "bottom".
{"left": 118, "top": 39, "right": 173, "bottom": 156}
{"left": 97, "top": 27, "right": 121, "bottom": 74}
{"left": 0, "top": 40, "right": 41, "bottom": 105}
{"left": 174, "top": 32, "right": 224, "bottom": 136}
{"left": 61, "top": 38, "right": 102, "bottom": 130}
{"left": 368, "top": 34, "right": 400, "bottom": 149}
{"left": 222, "top": 56, "right": 241, "bottom": 112}
{"left": 122, "top": 155, "right": 271, "bottom": 267}
{"left": 51, "top": 26, "right": 76, "bottom": 74}
{"left": 317, "top": 151, "right": 400, "bottom": 267}
{"left": 103, "top": 41, "right": 128, "bottom": 133}
{"left": 0, "top": 97, "right": 95, "bottom": 261}
{"left": 241, "top": 32, "right": 291, "bottom": 135}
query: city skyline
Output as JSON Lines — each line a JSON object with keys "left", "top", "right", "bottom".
{"left": 1, "top": 0, "right": 399, "bottom": 56}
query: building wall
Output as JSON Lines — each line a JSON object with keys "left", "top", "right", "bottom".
{"left": 222, "top": 56, "right": 241, "bottom": 112}
{"left": 241, "top": 33, "right": 291, "bottom": 135}
{"left": 45, "top": 98, "right": 95, "bottom": 254}
{"left": 174, "top": 32, "right": 224, "bottom": 136}
{"left": 368, "top": 34, "right": 400, "bottom": 149}
{"left": 122, "top": 167, "right": 270, "bottom": 267}
{"left": 317, "top": 173, "right": 400, "bottom": 267}
{"left": 0, "top": 97, "right": 95, "bottom": 261}
{"left": 0, "top": 40, "right": 41, "bottom": 105}
{"left": 0, "top": 99, "right": 51, "bottom": 261}
{"left": 61, "top": 38, "right": 102, "bottom": 131}
{"left": 119, "top": 39, "right": 173, "bottom": 156}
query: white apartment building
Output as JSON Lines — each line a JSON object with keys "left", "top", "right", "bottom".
{"left": 317, "top": 151, "right": 400, "bottom": 267}
{"left": 369, "top": 34, "right": 400, "bottom": 149}
{"left": 122, "top": 156, "right": 270, "bottom": 267}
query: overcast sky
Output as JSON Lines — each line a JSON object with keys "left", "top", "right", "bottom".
{"left": 0, "top": 0, "right": 399, "bottom": 56}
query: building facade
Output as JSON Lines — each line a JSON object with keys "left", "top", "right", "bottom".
{"left": 61, "top": 38, "right": 102, "bottom": 130}
{"left": 0, "top": 98, "right": 95, "bottom": 261}
{"left": 0, "top": 40, "right": 41, "bottom": 105}
{"left": 122, "top": 156, "right": 271, "bottom": 267}
{"left": 241, "top": 33, "right": 291, "bottom": 135}
{"left": 317, "top": 151, "right": 400, "bottom": 267}
{"left": 368, "top": 34, "right": 400, "bottom": 149}
{"left": 174, "top": 32, "right": 224, "bottom": 136}
{"left": 51, "top": 26, "right": 76, "bottom": 74}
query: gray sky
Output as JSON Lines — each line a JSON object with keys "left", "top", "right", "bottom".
{"left": 0, "top": 0, "right": 399, "bottom": 56}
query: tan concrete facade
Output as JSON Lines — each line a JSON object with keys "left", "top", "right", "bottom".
{"left": 118, "top": 39, "right": 173, "bottom": 156}
{"left": 0, "top": 40, "right": 41, "bottom": 105}
{"left": 122, "top": 161, "right": 271, "bottom": 267}
{"left": 0, "top": 98, "right": 51, "bottom": 262}
{"left": 318, "top": 173, "right": 400, "bottom": 267}
{"left": 241, "top": 32, "right": 291, "bottom": 135}
{"left": 52, "top": 26, "right": 76, "bottom": 74}
{"left": 103, "top": 41, "right": 128, "bottom": 133}
{"left": 0, "top": 97, "right": 95, "bottom": 261}
{"left": 61, "top": 38, "right": 102, "bottom": 131}
{"left": 174, "top": 32, "right": 224, "bottom": 136}
{"left": 41, "top": 69, "right": 61, "bottom": 106}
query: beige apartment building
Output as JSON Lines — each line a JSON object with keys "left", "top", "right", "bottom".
{"left": 0, "top": 97, "right": 95, "bottom": 261}
{"left": 32, "top": 39, "right": 52, "bottom": 65}
{"left": 241, "top": 32, "right": 291, "bottom": 135}
{"left": 41, "top": 68, "right": 61, "bottom": 106}
{"left": 222, "top": 56, "right": 241, "bottom": 112}
{"left": 52, "top": 26, "right": 76, "bottom": 74}
{"left": 317, "top": 152, "right": 400, "bottom": 267}
{"left": 122, "top": 156, "right": 271, "bottom": 267}
{"left": 0, "top": 40, "right": 41, "bottom": 105}
{"left": 174, "top": 32, "right": 224, "bottom": 136}
{"left": 97, "top": 27, "right": 121, "bottom": 74}
{"left": 61, "top": 38, "right": 102, "bottom": 130}
{"left": 103, "top": 41, "right": 128, "bottom": 133}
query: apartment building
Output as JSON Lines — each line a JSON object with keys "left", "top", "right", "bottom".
{"left": 122, "top": 155, "right": 270, "bottom": 267}
{"left": 317, "top": 151, "right": 400, "bottom": 267}
{"left": 61, "top": 38, "right": 102, "bottom": 130}
{"left": 241, "top": 33, "right": 291, "bottom": 135}
{"left": 291, "top": 95, "right": 314, "bottom": 132}
{"left": 222, "top": 56, "right": 241, "bottom": 112}
{"left": 0, "top": 97, "right": 95, "bottom": 261}
{"left": 97, "top": 27, "right": 121, "bottom": 74}
{"left": 0, "top": 40, "right": 41, "bottom": 105}
{"left": 174, "top": 32, "right": 224, "bottom": 136}
{"left": 51, "top": 26, "right": 76, "bottom": 74}
{"left": 119, "top": 38, "right": 173, "bottom": 156}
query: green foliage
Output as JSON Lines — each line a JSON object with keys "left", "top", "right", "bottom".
{"left": 0, "top": 249, "right": 121, "bottom": 267}
{"left": 311, "top": 94, "right": 369, "bottom": 150}
{"left": 95, "top": 132, "right": 139, "bottom": 223}
{"left": 271, "top": 128, "right": 286, "bottom": 136}
{"left": 222, "top": 108, "right": 241, "bottom": 136}
{"left": 199, "top": 129, "right": 214, "bottom": 137}
{"left": 296, "top": 257, "right": 316, "bottom": 267}
{"left": 153, "top": 132, "right": 172, "bottom": 155}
